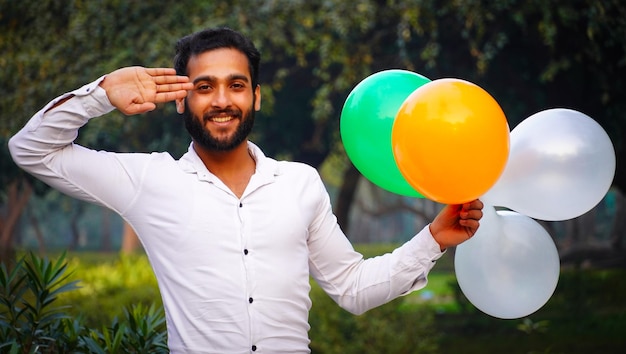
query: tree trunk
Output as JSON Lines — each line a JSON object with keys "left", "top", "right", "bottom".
{"left": 121, "top": 221, "right": 142, "bottom": 254}
{"left": 26, "top": 204, "right": 46, "bottom": 256}
{"left": 334, "top": 162, "right": 361, "bottom": 235}
{"left": 0, "top": 178, "right": 32, "bottom": 265}
{"left": 101, "top": 207, "right": 112, "bottom": 252}
{"left": 68, "top": 201, "right": 84, "bottom": 251}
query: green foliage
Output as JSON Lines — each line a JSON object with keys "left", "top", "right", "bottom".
{"left": 0, "top": 252, "right": 78, "bottom": 353}
{"left": 2, "top": 0, "right": 626, "bottom": 260}
{"left": 0, "top": 253, "right": 167, "bottom": 353}
{"left": 4, "top": 0, "right": 623, "bottom": 166}
{"left": 517, "top": 318, "right": 550, "bottom": 335}
{"left": 79, "top": 304, "right": 167, "bottom": 354}
{"left": 309, "top": 283, "right": 439, "bottom": 354}
{"left": 439, "top": 268, "right": 626, "bottom": 354}
{"left": 57, "top": 254, "right": 161, "bottom": 327}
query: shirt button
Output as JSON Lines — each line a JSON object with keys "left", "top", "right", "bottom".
{"left": 249, "top": 297, "right": 253, "bottom": 303}
{"left": 244, "top": 249, "right": 249, "bottom": 255}
{"left": 252, "top": 345, "right": 257, "bottom": 351}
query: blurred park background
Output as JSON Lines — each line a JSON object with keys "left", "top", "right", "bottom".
{"left": 1, "top": 0, "right": 625, "bottom": 353}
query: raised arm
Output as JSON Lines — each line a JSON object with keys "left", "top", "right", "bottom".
{"left": 8, "top": 67, "right": 193, "bottom": 211}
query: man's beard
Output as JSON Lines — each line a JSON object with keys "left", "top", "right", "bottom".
{"left": 183, "top": 103, "right": 255, "bottom": 152}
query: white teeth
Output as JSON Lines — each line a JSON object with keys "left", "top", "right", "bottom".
{"left": 212, "top": 116, "right": 233, "bottom": 123}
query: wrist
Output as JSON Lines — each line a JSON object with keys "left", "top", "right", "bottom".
{"left": 428, "top": 223, "right": 447, "bottom": 252}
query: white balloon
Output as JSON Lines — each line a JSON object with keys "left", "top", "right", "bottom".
{"left": 455, "top": 206, "right": 560, "bottom": 319}
{"left": 481, "top": 108, "right": 615, "bottom": 221}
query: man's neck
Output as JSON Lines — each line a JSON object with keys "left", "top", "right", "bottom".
{"left": 193, "top": 140, "right": 256, "bottom": 198}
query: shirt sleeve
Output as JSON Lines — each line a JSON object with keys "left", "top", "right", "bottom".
{"left": 307, "top": 172, "right": 445, "bottom": 315}
{"left": 8, "top": 77, "right": 148, "bottom": 214}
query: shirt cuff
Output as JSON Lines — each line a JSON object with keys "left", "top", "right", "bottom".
{"left": 394, "top": 225, "right": 446, "bottom": 271}
{"left": 409, "top": 224, "right": 446, "bottom": 259}
{"left": 74, "top": 75, "right": 115, "bottom": 117}
{"left": 392, "top": 225, "right": 446, "bottom": 295}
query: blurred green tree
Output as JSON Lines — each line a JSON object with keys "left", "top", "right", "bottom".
{"left": 1, "top": 0, "right": 624, "bottom": 259}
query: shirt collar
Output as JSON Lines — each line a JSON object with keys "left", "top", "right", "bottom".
{"left": 178, "top": 141, "right": 281, "bottom": 183}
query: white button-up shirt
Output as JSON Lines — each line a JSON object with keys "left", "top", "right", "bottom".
{"left": 9, "top": 78, "right": 445, "bottom": 353}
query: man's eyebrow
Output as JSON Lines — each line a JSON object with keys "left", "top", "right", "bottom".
{"left": 193, "top": 74, "right": 250, "bottom": 85}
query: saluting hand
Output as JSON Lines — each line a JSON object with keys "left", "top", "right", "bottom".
{"left": 429, "top": 199, "right": 484, "bottom": 251}
{"left": 99, "top": 67, "right": 194, "bottom": 115}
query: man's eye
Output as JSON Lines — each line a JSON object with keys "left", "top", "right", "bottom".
{"left": 197, "top": 85, "right": 210, "bottom": 91}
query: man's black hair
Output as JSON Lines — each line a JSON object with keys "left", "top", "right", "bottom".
{"left": 174, "top": 27, "right": 260, "bottom": 88}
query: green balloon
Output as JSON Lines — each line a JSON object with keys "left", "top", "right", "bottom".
{"left": 340, "top": 70, "right": 430, "bottom": 197}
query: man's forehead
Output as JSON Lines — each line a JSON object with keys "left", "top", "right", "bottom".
{"left": 187, "top": 48, "right": 251, "bottom": 80}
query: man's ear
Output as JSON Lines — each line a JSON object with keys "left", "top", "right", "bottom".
{"left": 254, "top": 85, "right": 261, "bottom": 111}
{"left": 176, "top": 98, "right": 185, "bottom": 114}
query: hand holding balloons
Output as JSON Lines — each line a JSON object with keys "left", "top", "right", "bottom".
{"left": 429, "top": 199, "right": 484, "bottom": 251}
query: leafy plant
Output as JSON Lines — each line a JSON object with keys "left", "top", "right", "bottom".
{"left": 517, "top": 318, "right": 550, "bottom": 335}
{"left": 0, "top": 253, "right": 168, "bottom": 353}
{"left": 80, "top": 304, "right": 168, "bottom": 354}
{"left": 58, "top": 254, "right": 161, "bottom": 327}
{"left": 0, "top": 252, "right": 79, "bottom": 353}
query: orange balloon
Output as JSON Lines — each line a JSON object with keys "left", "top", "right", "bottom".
{"left": 392, "top": 78, "right": 510, "bottom": 204}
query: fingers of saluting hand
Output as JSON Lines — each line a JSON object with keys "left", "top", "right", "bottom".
{"left": 148, "top": 68, "right": 191, "bottom": 85}
{"left": 154, "top": 86, "right": 192, "bottom": 103}
{"left": 146, "top": 68, "right": 194, "bottom": 103}
{"left": 145, "top": 67, "right": 179, "bottom": 77}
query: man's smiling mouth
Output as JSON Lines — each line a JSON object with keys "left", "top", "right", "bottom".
{"left": 211, "top": 116, "right": 234, "bottom": 123}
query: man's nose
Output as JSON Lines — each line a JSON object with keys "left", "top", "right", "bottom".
{"left": 211, "top": 87, "right": 231, "bottom": 108}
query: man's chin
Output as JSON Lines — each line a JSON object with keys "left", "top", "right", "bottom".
{"left": 194, "top": 137, "right": 243, "bottom": 152}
